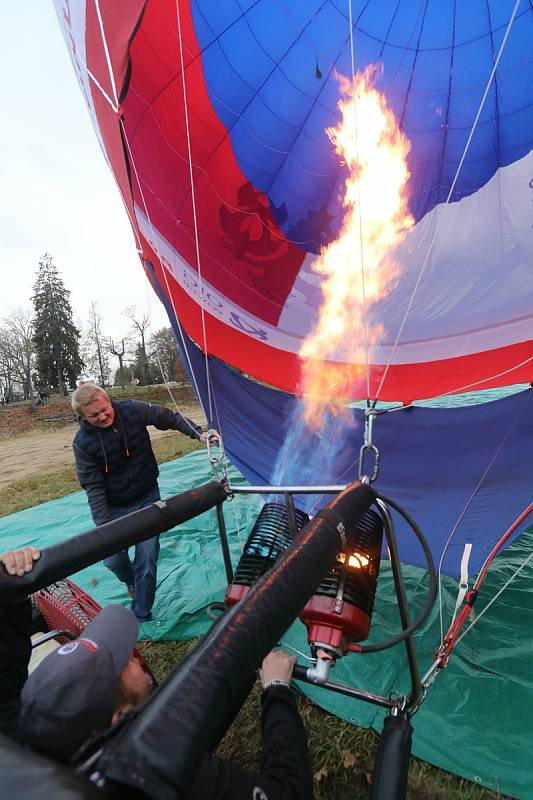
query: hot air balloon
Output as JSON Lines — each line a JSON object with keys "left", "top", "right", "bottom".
{"left": 50, "top": 1, "right": 533, "bottom": 796}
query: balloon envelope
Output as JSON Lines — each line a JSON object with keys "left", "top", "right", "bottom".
{"left": 54, "top": 0, "right": 533, "bottom": 402}
{"left": 49, "top": 5, "right": 533, "bottom": 795}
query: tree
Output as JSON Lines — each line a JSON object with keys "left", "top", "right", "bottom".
{"left": 129, "top": 343, "right": 152, "bottom": 385}
{"left": 0, "top": 333, "right": 14, "bottom": 403}
{"left": 32, "top": 253, "right": 84, "bottom": 395}
{"left": 0, "top": 309, "right": 36, "bottom": 404}
{"left": 147, "top": 326, "right": 188, "bottom": 384}
{"left": 123, "top": 306, "right": 154, "bottom": 385}
{"left": 81, "top": 302, "right": 111, "bottom": 386}
{"left": 109, "top": 338, "right": 127, "bottom": 389}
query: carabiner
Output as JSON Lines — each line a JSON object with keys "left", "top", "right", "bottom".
{"left": 358, "top": 407, "right": 380, "bottom": 483}
{"left": 358, "top": 443, "right": 380, "bottom": 483}
{"left": 205, "top": 429, "right": 228, "bottom": 484}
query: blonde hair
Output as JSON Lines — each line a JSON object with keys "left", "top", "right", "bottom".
{"left": 71, "top": 384, "right": 109, "bottom": 414}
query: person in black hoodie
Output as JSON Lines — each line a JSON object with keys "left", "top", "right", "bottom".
{"left": 0, "top": 547, "right": 40, "bottom": 744}
{"left": 0, "top": 547, "right": 314, "bottom": 800}
{"left": 71, "top": 384, "right": 213, "bottom": 622}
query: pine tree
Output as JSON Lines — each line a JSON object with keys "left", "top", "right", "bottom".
{"left": 32, "top": 253, "right": 84, "bottom": 395}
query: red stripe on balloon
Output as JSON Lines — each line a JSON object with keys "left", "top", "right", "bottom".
{"left": 122, "top": 0, "right": 305, "bottom": 326}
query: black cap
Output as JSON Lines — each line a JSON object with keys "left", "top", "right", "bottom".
{"left": 20, "top": 604, "right": 138, "bottom": 762}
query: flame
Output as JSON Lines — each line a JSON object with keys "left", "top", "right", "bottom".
{"left": 300, "top": 66, "right": 414, "bottom": 429}
{"left": 338, "top": 551, "right": 370, "bottom": 569}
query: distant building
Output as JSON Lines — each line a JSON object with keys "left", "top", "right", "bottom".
{"left": 0, "top": 378, "right": 27, "bottom": 403}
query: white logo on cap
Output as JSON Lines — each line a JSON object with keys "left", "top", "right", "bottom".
{"left": 57, "top": 638, "right": 100, "bottom": 656}
{"left": 57, "top": 642, "right": 79, "bottom": 655}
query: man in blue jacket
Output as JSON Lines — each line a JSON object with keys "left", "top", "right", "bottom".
{"left": 71, "top": 384, "right": 211, "bottom": 622}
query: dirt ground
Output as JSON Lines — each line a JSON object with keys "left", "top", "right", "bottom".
{"left": 0, "top": 403, "right": 205, "bottom": 491}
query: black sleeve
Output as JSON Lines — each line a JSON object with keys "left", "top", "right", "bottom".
{"left": 73, "top": 444, "right": 110, "bottom": 526}
{"left": 135, "top": 401, "right": 202, "bottom": 440}
{"left": 185, "top": 686, "right": 314, "bottom": 800}
{"left": 258, "top": 685, "right": 314, "bottom": 799}
{"left": 0, "top": 598, "right": 33, "bottom": 743}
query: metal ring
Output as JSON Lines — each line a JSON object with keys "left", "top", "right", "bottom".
{"left": 358, "top": 443, "right": 380, "bottom": 483}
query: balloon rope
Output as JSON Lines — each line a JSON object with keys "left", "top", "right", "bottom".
{"left": 84, "top": 66, "right": 118, "bottom": 113}
{"left": 371, "top": 362, "right": 533, "bottom": 422}
{"left": 455, "top": 551, "right": 533, "bottom": 647}
{"left": 173, "top": 0, "right": 230, "bottom": 481}
{"left": 152, "top": 345, "right": 187, "bottom": 412}
{"left": 93, "top": 3, "right": 224, "bottom": 453}
{"left": 94, "top": 0, "right": 119, "bottom": 108}
{"left": 436, "top": 389, "right": 531, "bottom": 642}
{"left": 437, "top": 502, "right": 533, "bottom": 667}
{"left": 347, "top": 0, "right": 372, "bottom": 402}
{"left": 203, "top": 374, "right": 235, "bottom": 497}
{"left": 119, "top": 118, "right": 210, "bottom": 437}
{"left": 93, "top": 0, "right": 203, "bottom": 419}
{"left": 372, "top": 0, "right": 522, "bottom": 404}
{"left": 82, "top": 60, "right": 141, "bottom": 246}
{"left": 427, "top": 356, "right": 533, "bottom": 400}
{"left": 477, "top": 504, "right": 533, "bottom": 588}
{"left": 86, "top": 9, "right": 143, "bottom": 247}
{"left": 175, "top": 0, "right": 214, "bottom": 424}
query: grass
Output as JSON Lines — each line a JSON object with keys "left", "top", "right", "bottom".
{"left": 107, "top": 383, "right": 197, "bottom": 404}
{"left": 151, "top": 432, "right": 203, "bottom": 464}
{"left": 139, "top": 641, "right": 507, "bottom": 800}
{"left": 0, "top": 434, "right": 202, "bottom": 518}
{"left": 0, "top": 466, "right": 80, "bottom": 517}
{"left": 1, "top": 412, "right": 508, "bottom": 799}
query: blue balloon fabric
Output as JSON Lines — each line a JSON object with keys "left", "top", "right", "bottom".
{"left": 176, "top": 322, "right": 533, "bottom": 579}
{"left": 193, "top": 0, "right": 533, "bottom": 234}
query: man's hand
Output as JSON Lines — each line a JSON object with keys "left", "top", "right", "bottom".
{"left": 200, "top": 429, "right": 220, "bottom": 445}
{"left": 0, "top": 547, "right": 40, "bottom": 577}
{"left": 259, "top": 649, "right": 296, "bottom": 688}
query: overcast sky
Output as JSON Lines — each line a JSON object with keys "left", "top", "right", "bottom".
{"left": 0, "top": 3, "right": 168, "bottom": 344}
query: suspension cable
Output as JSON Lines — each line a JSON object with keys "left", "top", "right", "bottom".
{"left": 94, "top": 0, "right": 119, "bottom": 108}
{"left": 347, "top": 0, "right": 372, "bottom": 401}
{"left": 119, "top": 119, "right": 208, "bottom": 436}
{"left": 436, "top": 388, "right": 531, "bottom": 641}
{"left": 373, "top": 0, "right": 521, "bottom": 403}
{"left": 434, "top": 502, "right": 533, "bottom": 670}
{"left": 175, "top": 0, "right": 214, "bottom": 422}
{"left": 88, "top": 0, "right": 210, "bottom": 439}
{"left": 428, "top": 356, "right": 533, "bottom": 400}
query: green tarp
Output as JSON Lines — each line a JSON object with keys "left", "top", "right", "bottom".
{"left": 282, "top": 553, "right": 533, "bottom": 799}
{"left": 1, "top": 450, "right": 532, "bottom": 798}
{"left": 0, "top": 451, "right": 261, "bottom": 640}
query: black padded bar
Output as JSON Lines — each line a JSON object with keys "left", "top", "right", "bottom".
{"left": 0, "top": 733, "right": 99, "bottom": 799}
{"left": 99, "top": 481, "right": 376, "bottom": 800}
{"left": 370, "top": 712, "right": 413, "bottom": 800}
{"left": 0, "top": 481, "right": 228, "bottom": 606}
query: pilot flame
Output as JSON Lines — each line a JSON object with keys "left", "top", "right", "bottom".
{"left": 300, "top": 66, "right": 414, "bottom": 428}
